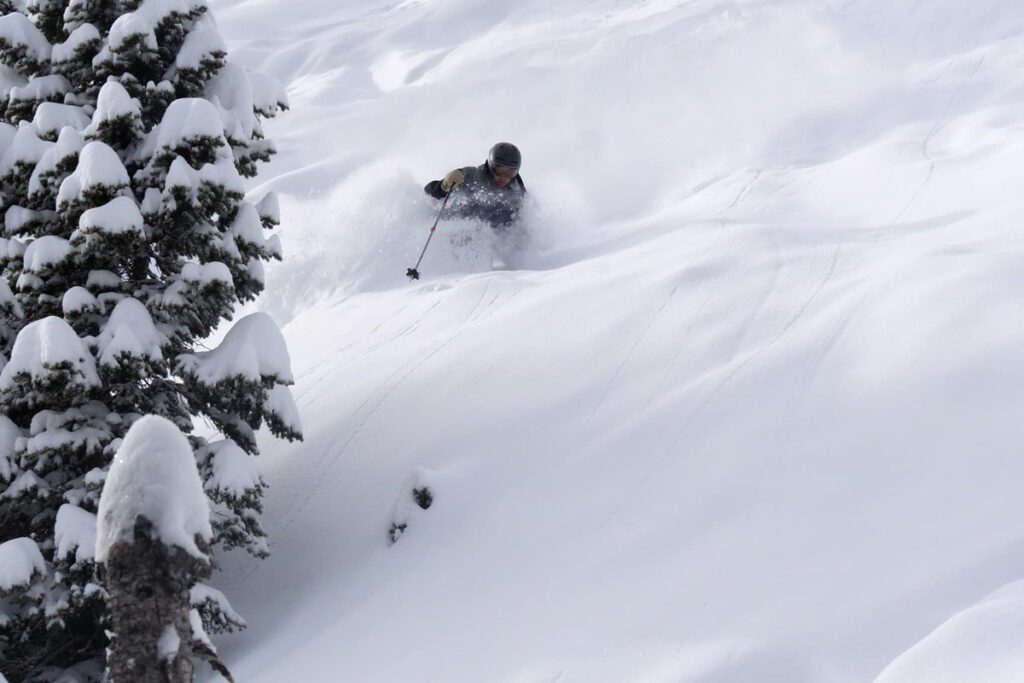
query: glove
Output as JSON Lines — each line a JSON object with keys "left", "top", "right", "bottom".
{"left": 441, "top": 168, "right": 465, "bottom": 192}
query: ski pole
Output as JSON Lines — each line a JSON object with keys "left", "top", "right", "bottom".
{"left": 406, "top": 191, "right": 452, "bottom": 280}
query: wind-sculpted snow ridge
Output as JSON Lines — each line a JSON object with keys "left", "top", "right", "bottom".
{"left": 875, "top": 580, "right": 1024, "bottom": 683}
{"left": 202, "top": 0, "right": 1024, "bottom": 681}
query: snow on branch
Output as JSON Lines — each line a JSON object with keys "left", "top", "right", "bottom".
{"left": 175, "top": 27, "right": 225, "bottom": 71}
{"left": 264, "top": 384, "right": 301, "bottom": 440}
{"left": 52, "top": 23, "right": 101, "bottom": 64}
{"left": 92, "top": 297, "right": 166, "bottom": 367}
{"left": 0, "top": 122, "right": 51, "bottom": 179}
{"left": 247, "top": 71, "right": 289, "bottom": 116}
{"left": 0, "top": 537, "right": 46, "bottom": 592}
{"left": 178, "top": 312, "right": 293, "bottom": 385}
{"left": 55, "top": 503, "right": 98, "bottom": 565}
{"left": 202, "top": 439, "right": 261, "bottom": 500}
{"left": 22, "top": 235, "right": 71, "bottom": 273}
{"left": 152, "top": 97, "right": 228, "bottom": 155}
{"left": 75, "top": 195, "right": 144, "bottom": 237}
{"left": 28, "top": 126, "right": 84, "bottom": 197}
{"left": 0, "top": 415, "right": 23, "bottom": 483}
{"left": 106, "top": 11, "right": 159, "bottom": 53}
{"left": 31, "top": 102, "right": 90, "bottom": 140}
{"left": 190, "top": 582, "right": 246, "bottom": 634}
{"left": 0, "top": 13, "right": 52, "bottom": 72}
{"left": 95, "top": 415, "right": 212, "bottom": 562}
{"left": 62, "top": 286, "right": 98, "bottom": 315}
{"left": 56, "top": 140, "right": 130, "bottom": 206}
{"left": 83, "top": 80, "right": 142, "bottom": 140}
{"left": 0, "top": 316, "right": 100, "bottom": 395}
{"left": 256, "top": 192, "right": 279, "bottom": 226}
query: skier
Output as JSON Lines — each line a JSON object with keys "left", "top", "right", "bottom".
{"left": 424, "top": 142, "right": 527, "bottom": 229}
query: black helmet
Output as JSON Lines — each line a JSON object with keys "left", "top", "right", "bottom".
{"left": 488, "top": 142, "right": 521, "bottom": 170}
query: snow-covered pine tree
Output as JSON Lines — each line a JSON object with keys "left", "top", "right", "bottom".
{"left": 0, "top": 0, "right": 297, "bottom": 678}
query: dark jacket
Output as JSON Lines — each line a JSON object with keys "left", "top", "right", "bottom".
{"left": 424, "top": 162, "right": 527, "bottom": 228}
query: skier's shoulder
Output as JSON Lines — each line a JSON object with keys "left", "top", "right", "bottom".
{"left": 464, "top": 163, "right": 488, "bottom": 182}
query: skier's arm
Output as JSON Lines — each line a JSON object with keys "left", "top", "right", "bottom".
{"left": 423, "top": 167, "right": 469, "bottom": 199}
{"left": 423, "top": 180, "right": 448, "bottom": 198}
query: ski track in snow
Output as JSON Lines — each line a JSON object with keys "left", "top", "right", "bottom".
{"left": 890, "top": 56, "right": 988, "bottom": 227}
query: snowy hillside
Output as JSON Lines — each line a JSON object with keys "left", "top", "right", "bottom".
{"left": 204, "top": 0, "right": 1024, "bottom": 681}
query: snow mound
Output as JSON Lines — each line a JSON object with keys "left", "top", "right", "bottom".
{"left": 95, "top": 415, "right": 212, "bottom": 562}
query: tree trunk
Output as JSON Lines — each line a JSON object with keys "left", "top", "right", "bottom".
{"left": 104, "top": 517, "right": 208, "bottom": 683}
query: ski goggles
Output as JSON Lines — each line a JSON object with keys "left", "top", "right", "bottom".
{"left": 490, "top": 162, "right": 519, "bottom": 179}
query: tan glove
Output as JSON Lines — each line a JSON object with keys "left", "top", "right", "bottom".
{"left": 441, "top": 168, "right": 465, "bottom": 192}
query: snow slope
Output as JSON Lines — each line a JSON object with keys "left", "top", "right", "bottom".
{"left": 204, "top": 0, "right": 1024, "bottom": 680}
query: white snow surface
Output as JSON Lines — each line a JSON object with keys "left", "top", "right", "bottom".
{"left": 95, "top": 415, "right": 212, "bottom": 562}
{"left": 0, "top": 537, "right": 45, "bottom": 591}
{"left": 202, "top": 0, "right": 1024, "bottom": 681}
{"left": 875, "top": 580, "right": 1024, "bottom": 683}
